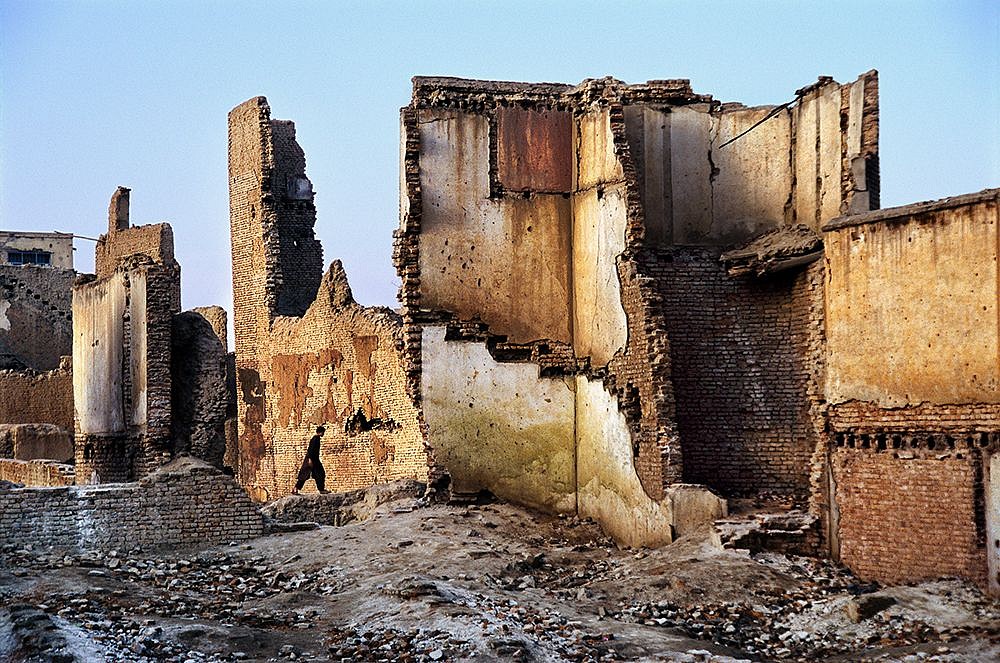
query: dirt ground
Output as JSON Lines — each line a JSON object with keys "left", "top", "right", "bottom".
{"left": 1, "top": 489, "right": 998, "bottom": 662}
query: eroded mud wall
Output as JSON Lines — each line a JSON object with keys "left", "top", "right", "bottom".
{"left": 0, "top": 265, "right": 73, "bottom": 371}
{"left": 823, "top": 190, "right": 1000, "bottom": 588}
{"left": 229, "top": 98, "right": 428, "bottom": 500}
{"left": 0, "top": 368, "right": 73, "bottom": 431}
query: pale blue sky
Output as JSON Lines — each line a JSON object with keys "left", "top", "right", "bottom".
{"left": 1, "top": 1, "right": 997, "bottom": 326}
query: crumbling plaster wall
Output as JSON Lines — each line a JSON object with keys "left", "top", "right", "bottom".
{"left": 229, "top": 97, "right": 428, "bottom": 501}
{"left": 820, "top": 190, "right": 1000, "bottom": 589}
{"left": 73, "top": 191, "right": 183, "bottom": 484}
{"left": 626, "top": 72, "right": 878, "bottom": 247}
{"left": 421, "top": 325, "right": 576, "bottom": 511}
{"left": 415, "top": 107, "right": 573, "bottom": 345}
{"left": 398, "top": 77, "right": 733, "bottom": 547}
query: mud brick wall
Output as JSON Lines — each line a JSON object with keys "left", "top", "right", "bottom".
{"left": 0, "top": 367, "right": 73, "bottom": 430}
{"left": 0, "top": 458, "right": 262, "bottom": 552}
{"left": 0, "top": 458, "right": 74, "bottom": 486}
{"left": 171, "top": 311, "right": 228, "bottom": 467}
{"left": 831, "top": 445, "right": 986, "bottom": 586}
{"left": 234, "top": 262, "right": 428, "bottom": 500}
{"left": 133, "top": 263, "right": 181, "bottom": 476}
{"left": 229, "top": 97, "right": 428, "bottom": 501}
{"left": 96, "top": 222, "right": 177, "bottom": 283}
{"left": 829, "top": 402, "right": 1000, "bottom": 433}
{"left": 0, "top": 265, "right": 74, "bottom": 371}
{"left": 652, "top": 248, "right": 825, "bottom": 499}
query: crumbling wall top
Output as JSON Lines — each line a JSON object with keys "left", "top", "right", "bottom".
{"left": 95, "top": 187, "right": 177, "bottom": 280}
{"left": 823, "top": 187, "right": 999, "bottom": 232}
{"left": 410, "top": 76, "right": 713, "bottom": 111}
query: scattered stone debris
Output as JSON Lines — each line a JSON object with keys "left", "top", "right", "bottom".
{"left": 2, "top": 494, "right": 997, "bottom": 662}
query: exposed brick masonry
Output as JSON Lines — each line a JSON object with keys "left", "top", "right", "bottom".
{"left": 229, "top": 98, "right": 429, "bottom": 500}
{"left": 0, "top": 458, "right": 262, "bottom": 552}
{"left": 832, "top": 446, "right": 987, "bottom": 586}
{"left": 0, "top": 458, "right": 74, "bottom": 487}
{"left": 653, "top": 248, "right": 826, "bottom": 500}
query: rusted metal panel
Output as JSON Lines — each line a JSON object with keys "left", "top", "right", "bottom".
{"left": 497, "top": 107, "right": 572, "bottom": 193}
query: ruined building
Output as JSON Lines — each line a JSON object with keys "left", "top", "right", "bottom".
{"left": 0, "top": 229, "right": 77, "bottom": 485}
{"left": 0, "top": 190, "right": 261, "bottom": 552}
{"left": 393, "top": 73, "right": 879, "bottom": 547}
{"left": 226, "top": 74, "right": 997, "bottom": 594}
{"left": 228, "top": 97, "right": 429, "bottom": 501}
{"left": 70, "top": 187, "right": 230, "bottom": 484}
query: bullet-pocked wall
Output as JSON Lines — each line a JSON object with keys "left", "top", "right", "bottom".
{"left": 229, "top": 97, "right": 429, "bottom": 501}
{"left": 821, "top": 190, "right": 1000, "bottom": 591}
{"left": 397, "top": 77, "right": 737, "bottom": 547}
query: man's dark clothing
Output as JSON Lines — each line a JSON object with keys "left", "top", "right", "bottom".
{"left": 295, "top": 434, "right": 326, "bottom": 492}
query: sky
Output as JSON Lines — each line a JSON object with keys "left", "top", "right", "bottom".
{"left": 1, "top": 0, "right": 998, "bottom": 339}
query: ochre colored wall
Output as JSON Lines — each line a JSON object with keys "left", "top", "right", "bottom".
{"left": 623, "top": 73, "right": 877, "bottom": 247}
{"left": 234, "top": 266, "right": 428, "bottom": 501}
{"left": 229, "top": 97, "right": 428, "bottom": 501}
{"left": 0, "top": 369, "right": 73, "bottom": 431}
{"left": 825, "top": 197, "right": 999, "bottom": 407}
{"left": 416, "top": 108, "right": 573, "bottom": 345}
{"left": 572, "top": 110, "right": 628, "bottom": 367}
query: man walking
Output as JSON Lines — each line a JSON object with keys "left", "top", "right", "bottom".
{"left": 292, "top": 425, "right": 329, "bottom": 494}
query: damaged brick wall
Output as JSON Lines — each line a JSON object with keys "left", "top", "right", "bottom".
{"left": 0, "top": 265, "right": 74, "bottom": 371}
{"left": 831, "top": 443, "right": 988, "bottom": 586}
{"left": 652, "top": 250, "right": 825, "bottom": 499}
{"left": 0, "top": 458, "right": 74, "bottom": 487}
{"left": 171, "top": 310, "right": 228, "bottom": 467}
{"left": 820, "top": 189, "right": 1000, "bottom": 589}
{"left": 229, "top": 97, "right": 428, "bottom": 500}
{"left": 0, "top": 457, "right": 262, "bottom": 551}
{"left": 73, "top": 190, "right": 182, "bottom": 484}
{"left": 396, "top": 74, "right": 871, "bottom": 545}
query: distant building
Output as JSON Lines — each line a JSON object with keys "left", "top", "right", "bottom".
{"left": 0, "top": 231, "right": 74, "bottom": 270}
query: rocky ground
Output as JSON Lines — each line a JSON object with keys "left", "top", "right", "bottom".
{"left": 1, "top": 488, "right": 998, "bottom": 662}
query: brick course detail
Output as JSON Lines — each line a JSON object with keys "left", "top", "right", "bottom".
{"left": 0, "top": 457, "right": 262, "bottom": 552}
{"left": 831, "top": 446, "right": 986, "bottom": 586}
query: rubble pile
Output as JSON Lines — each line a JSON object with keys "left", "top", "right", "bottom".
{"left": 2, "top": 497, "right": 998, "bottom": 662}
